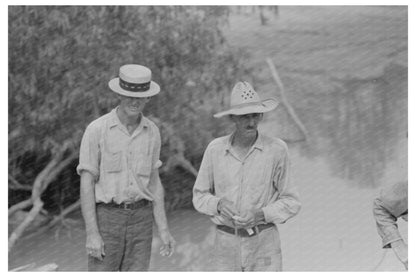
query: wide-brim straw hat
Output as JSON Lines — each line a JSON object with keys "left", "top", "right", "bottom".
{"left": 109, "top": 64, "right": 160, "bottom": 98}
{"left": 214, "top": 81, "right": 278, "bottom": 118}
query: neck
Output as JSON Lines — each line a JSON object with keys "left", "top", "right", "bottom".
{"left": 116, "top": 107, "right": 141, "bottom": 127}
{"left": 233, "top": 130, "right": 258, "bottom": 148}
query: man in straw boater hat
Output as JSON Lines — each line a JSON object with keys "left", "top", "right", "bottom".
{"left": 77, "top": 64, "right": 175, "bottom": 271}
{"left": 193, "top": 81, "right": 301, "bottom": 271}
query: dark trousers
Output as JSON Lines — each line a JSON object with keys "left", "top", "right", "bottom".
{"left": 88, "top": 203, "right": 154, "bottom": 271}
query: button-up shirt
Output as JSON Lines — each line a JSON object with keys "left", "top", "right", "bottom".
{"left": 76, "top": 107, "right": 162, "bottom": 204}
{"left": 373, "top": 181, "right": 408, "bottom": 248}
{"left": 192, "top": 132, "right": 301, "bottom": 227}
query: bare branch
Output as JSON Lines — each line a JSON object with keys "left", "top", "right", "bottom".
{"left": 8, "top": 199, "right": 33, "bottom": 217}
{"left": 8, "top": 144, "right": 78, "bottom": 252}
{"left": 8, "top": 174, "right": 32, "bottom": 191}
{"left": 30, "top": 151, "right": 65, "bottom": 201}
{"left": 163, "top": 153, "right": 198, "bottom": 177}
{"left": 9, "top": 199, "right": 44, "bottom": 252}
{"left": 46, "top": 200, "right": 80, "bottom": 229}
{"left": 42, "top": 151, "right": 78, "bottom": 191}
{"left": 7, "top": 150, "right": 70, "bottom": 216}
{"left": 266, "top": 58, "right": 309, "bottom": 142}
{"left": 148, "top": 115, "right": 198, "bottom": 177}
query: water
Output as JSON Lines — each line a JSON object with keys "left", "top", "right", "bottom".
{"left": 9, "top": 6, "right": 408, "bottom": 271}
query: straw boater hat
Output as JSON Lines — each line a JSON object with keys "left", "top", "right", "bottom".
{"left": 213, "top": 81, "right": 278, "bottom": 118}
{"left": 108, "top": 64, "right": 160, "bottom": 98}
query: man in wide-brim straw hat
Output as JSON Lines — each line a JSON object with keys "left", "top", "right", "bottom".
{"left": 77, "top": 64, "right": 175, "bottom": 271}
{"left": 193, "top": 81, "right": 301, "bottom": 271}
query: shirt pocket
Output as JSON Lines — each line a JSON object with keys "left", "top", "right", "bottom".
{"left": 136, "top": 161, "right": 152, "bottom": 177}
{"left": 246, "top": 156, "right": 271, "bottom": 199}
{"left": 135, "top": 148, "right": 152, "bottom": 178}
{"left": 103, "top": 150, "right": 122, "bottom": 173}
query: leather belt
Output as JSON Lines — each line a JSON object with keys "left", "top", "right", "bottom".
{"left": 217, "top": 223, "right": 274, "bottom": 237}
{"left": 97, "top": 199, "right": 150, "bottom": 210}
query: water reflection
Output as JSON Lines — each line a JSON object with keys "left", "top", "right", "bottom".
{"left": 325, "top": 63, "right": 407, "bottom": 187}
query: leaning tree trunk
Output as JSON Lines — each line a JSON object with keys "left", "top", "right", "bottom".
{"left": 266, "top": 58, "right": 309, "bottom": 142}
{"left": 8, "top": 143, "right": 78, "bottom": 253}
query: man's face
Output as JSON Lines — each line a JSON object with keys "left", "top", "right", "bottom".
{"left": 119, "top": 95, "right": 150, "bottom": 117}
{"left": 231, "top": 113, "right": 263, "bottom": 136}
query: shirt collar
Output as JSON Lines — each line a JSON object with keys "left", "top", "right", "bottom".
{"left": 108, "top": 107, "right": 149, "bottom": 129}
{"left": 253, "top": 132, "right": 264, "bottom": 151}
{"left": 224, "top": 131, "right": 264, "bottom": 154}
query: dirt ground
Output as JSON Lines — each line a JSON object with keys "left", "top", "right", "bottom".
{"left": 8, "top": 6, "right": 407, "bottom": 271}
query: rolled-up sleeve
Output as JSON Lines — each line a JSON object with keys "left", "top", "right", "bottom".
{"left": 76, "top": 124, "right": 100, "bottom": 178}
{"left": 262, "top": 147, "right": 301, "bottom": 225}
{"left": 192, "top": 145, "right": 221, "bottom": 216}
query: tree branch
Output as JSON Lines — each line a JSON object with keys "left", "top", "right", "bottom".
{"left": 8, "top": 143, "right": 78, "bottom": 253}
{"left": 7, "top": 149, "right": 66, "bottom": 216}
{"left": 45, "top": 200, "right": 80, "bottom": 229}
{"left": 266, "top": 58, "right": 309, "bottom": 142}
{"left": 163, "top": 153, "right": 198, "bottom": 177}
{"left": 41, "top": 151, "right": 78, "bottom": 191}
{"left": 22, "top": 200, "right": 81, "bottom": 240}
{"left": 8, "top": 199, "right": 44, "bottom": 252}
{"left": 30, "top": 150, "right": 65, "bottom": 201}
{"left": 148, "top": 115, "right": 198, "bottom": 177}
{"left": 8, "top": 174, "right": 32, "bottom": 191}
{"left": 8, "top": 199, "right": 33, "bottom": 217}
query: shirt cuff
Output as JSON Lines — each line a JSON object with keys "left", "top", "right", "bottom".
{"left": 76, "top": 164, "right": 99, "bottom": 177}
{"left": 154, "top": 160, "right": 163, "bottom": 169}
{"left": 262, "top": 206, "right": 289, "bottom": 224}
{"left": 382, "top": 228, "right": 403, "bottom": 248}
{"left": 262, "top": 206, "right": 273, "bottom": 223}
{"left": 209, "top": 196, "right": 222, "bottom": 216}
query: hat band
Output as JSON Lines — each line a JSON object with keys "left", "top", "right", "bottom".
{"left": 229, "top": 101, "right": 264, "bottom": 110}
{"left": 119, "top": 79, "right": 151, "bottom": 92}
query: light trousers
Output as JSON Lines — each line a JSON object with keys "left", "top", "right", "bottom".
{"left": 212, "top": 225, "right": 283, "bottom": 271}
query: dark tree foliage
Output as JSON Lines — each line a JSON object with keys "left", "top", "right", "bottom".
{"left": 8, "top": 6, "right": 250, "bottom": 210}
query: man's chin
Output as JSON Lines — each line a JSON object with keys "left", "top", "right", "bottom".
{"left": 126, "top": 109, "right": 141, "bottom": 116}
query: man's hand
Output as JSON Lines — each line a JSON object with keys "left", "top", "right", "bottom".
{"left": 391, "top": 240, "right": 408, "bottom": 270}
{"left": 86, "top": 232, "right": 105, "bottom": 261}
{"left": 159, "top": 229, "right": 176, "bottom": 257}
{"left": 217, "top": 198, "right": 239, "bottom": 220}
{"left": 232, "top": 209, "right": 265, "bottom": 229}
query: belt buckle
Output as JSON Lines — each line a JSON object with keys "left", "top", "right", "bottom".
{"left": 236, "top": 228, "right": 255, "bottom": 237}
{"left": 247, "top": 228, "right": 257, "bottom": 237}
{"left": 122, "top": 202, "right": 133, "bottom": 210}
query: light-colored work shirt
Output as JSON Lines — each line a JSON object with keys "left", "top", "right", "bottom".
{"left": 192, "top": 132, "right": 301, "bottom": 227}
{"left": 76, "top": 107, "right": 162, "bottom": 204}
{"left": 373, "top": 181, "right": 408, "bottom": 248}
